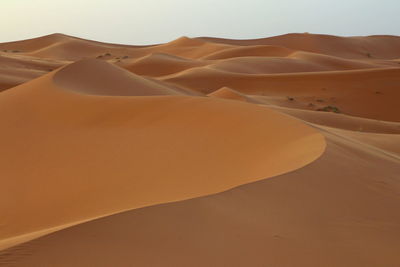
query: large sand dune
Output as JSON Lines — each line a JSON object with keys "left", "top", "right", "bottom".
{"left": 0, "top": 33, "right": 399, "bottom": 266}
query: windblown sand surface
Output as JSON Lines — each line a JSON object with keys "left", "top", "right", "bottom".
{"left": 0, "top": 33, "right": 399, "bottom": 266}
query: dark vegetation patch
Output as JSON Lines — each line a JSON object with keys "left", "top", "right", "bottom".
{"left": 317, "top": 106, "right": 341, "bottom": 113}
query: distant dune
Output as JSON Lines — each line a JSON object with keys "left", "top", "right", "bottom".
{"left": 0, "top": 33, "right": 399, "bottom": 267}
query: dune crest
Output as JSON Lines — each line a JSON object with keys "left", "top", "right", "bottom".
{"left": 1, "top": 33, "right": 399, "bottom": 266}
{"left": 53, "top": 59, "right": 182, "bottom": 96}
{"left": 199, "top": 33, "right": 400, "bottom": 59}
{"left": 122, "top": 53, "right": 205, "bottom": 77}
{"left": 0, "top": 61, "right": 326, "bottom": 249}
{"left": 208, "top": 87, "right": 254, "bottom": 103}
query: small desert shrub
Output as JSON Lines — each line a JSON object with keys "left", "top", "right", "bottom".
{"left": 287, "top": 96, "right": 294, "bottom": 101}
{"left": 317, "top": 106, "right": 341, "bottom": 113}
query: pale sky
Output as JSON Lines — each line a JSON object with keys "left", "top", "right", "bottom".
{"left": 1, "top": 0, "right": 399, "bottom": 45}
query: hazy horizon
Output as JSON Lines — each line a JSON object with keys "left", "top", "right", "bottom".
{"left": 1, "top": 0, "right": 399, "bottom": 45}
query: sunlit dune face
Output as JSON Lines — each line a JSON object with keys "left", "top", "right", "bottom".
{"left": 1, "top": 32, "right": 400, "bottom": 267}
{"left": 0, "top": 59, "right": 326, "bottom": 246}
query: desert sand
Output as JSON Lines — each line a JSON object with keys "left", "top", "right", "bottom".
{"left": 0, "top": 33, "right": 399, "bottom": 267}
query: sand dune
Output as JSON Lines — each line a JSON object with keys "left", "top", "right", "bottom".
{"left": 268, "top": 106, "right": 400, "bottom": 134}
{"left": 1, "top": 130, "right": 399, "bottom": 267}
{"left": 122, "top": 53, "right": 206, "bottom": 77}
{"left": 0, "top": 34, "right": 74, "bottom": 53}
{"left": 199, "top": 33, "right": 400, "bottom": 59}
{"left": 202, "top": 44, "right": 294, "bottom": 60}
{"left": 146, "top": 36, "right": 232, "bottom": 59}
{"left": 0, "top": 52, "right": 66, "bottom": 91}
{"left": 163, "top": 67, "right": 400, "bottom": 121}
{"left": 53, "top": 59, "right": 185, "bottom": 96}
{"left": 0, "top": 59, "right": 325, "bottom": 250}
{"left": 0, "top": 33, "right": 150, "bottom": 55}
{"left": 208, "top": 87, "right": 256, "bottom": 103}
{"left": 0, "top": 33, "right": 399, "bottom": 266}
{"left": 206, "top": 54, "right": 385, "bottom": 74}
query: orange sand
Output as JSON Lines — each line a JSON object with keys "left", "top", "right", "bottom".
{"left": 0, "top": 33, "right": 399, "bottom": 267}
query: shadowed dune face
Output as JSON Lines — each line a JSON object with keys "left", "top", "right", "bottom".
{"left": 199, "top": 33, "right": 400, "bottom": 59}
{"left": 0, "top": 53, "right": 67, "bottom": 91}
{"left": 162, "top": 67, "right": 400, "bottom": 122}
{"left": 1, "top": 132, "right": 399, "bottom": 267}
{"left": 208, "top": 87, "right": 257, "bottom": 104}
{"left": 53, "top": 59, "right": 183, "bottom": 96}
{"left": 122, "top": 53, "right": 206, "bottom": 77}
{"left": 0, "top": 33, "right": 400, "bottom": 266}
{"left": 0, "top": 59, "right": 326, "bottom": 249}
{"left": 201, "top": 44, "right": 294, "bottom": 60}
{"left": 0, "top": 34, "right": 73, "bottom": 53}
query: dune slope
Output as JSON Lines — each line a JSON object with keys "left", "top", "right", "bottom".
{"left": 198, "top": 33, "right": 400, "bottom": 59}
{"left": 163, "top": 67, "right": 400, "bottom": 122}
{"left": 1, "top": 129, "right": 399, "bottom": 267}
{"left": 53, "top": 59, "right": 185, "bottom": 96}
{"left": 0, "top": 59, "right": 325, "bottom": 250}
{"left": 0, "top": 33, "right": 399, "bottom": 267}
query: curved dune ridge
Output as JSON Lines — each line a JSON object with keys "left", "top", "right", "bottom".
{"left": 122, "top": 53, "right": 206, "bottom": 77}
{"left": 2, "top": 132, "right": 399, "bottom": 267}
{"left": 0, "top": 33, "right": 400, "bottom": 266}
{"left": 201, "top": 44, "right": 294, "bottom": 60}
{"left": 162, "top": 67, "right": 400, "bottom": 122}
{"left": 198, "top": 33, "right": 400, "bottom": 59}
{"left": 53, "top": 59, "right": 186, "bottom": 96}
{"left": 0, "top": 59, "right": 326, "bottom": 251}
{"left": 208, "top": 87, "right": 256, "bottom": 103}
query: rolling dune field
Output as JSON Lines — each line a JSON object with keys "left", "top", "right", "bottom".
{"left": 0, "top": 33, "right": 399, "bottom": 267}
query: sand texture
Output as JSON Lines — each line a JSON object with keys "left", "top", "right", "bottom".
{"left": 0, "top": 33, "right": 399, "bottom": 267}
